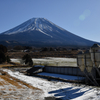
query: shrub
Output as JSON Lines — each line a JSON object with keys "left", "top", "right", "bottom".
{"left": 0, "top": 45, "right": 10, "bottom": 64}
{"left": 6, "top": 55, "right": 11, "bottom": 63}
{"left": 0, "top": 45, "right": 7, "bottom": 53}
{"left": 22, "top": 54, "right": 33, "bottom": 66}
{"left": 0, "top": 51, "right": 6, "bottom": 63}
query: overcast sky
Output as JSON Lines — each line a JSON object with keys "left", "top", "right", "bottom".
{"left": 0, "top": 0, "right": 100, "bottom": 42}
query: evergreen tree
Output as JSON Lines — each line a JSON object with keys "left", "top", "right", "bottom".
{"left": 22, "top": 54, "right": 33, "bottom": 66}
{"left": 0, "top": 45, "right": 7, "bottom": 53}
{"left": 0, "top": 51, "right": 6, "bottom": 63}
{"left": 6, "top": 55, "right": 11, "bottom": 63}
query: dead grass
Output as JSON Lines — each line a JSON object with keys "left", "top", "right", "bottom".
{"left": 0, "top": 62, "right": 28, "bottom": 69}
{"left": 0, "top": 70, "right": 40, "bottom": 90}
{"left": 0, "top": 69, "right": 43, "bottom": 99}
{"left": 8, "top": 50, "right": 78, "bottom": 58}
{"left": 2, "top": 95, "right": 19, "bottom": 100}
{"left": 0, "top": 81, "right": 7, "bottom": 86}
{"left": 0, "top": 92, "right": 2, "bottom": 96}
{"left": 1, "top": 88, "right": 6, "bottom": 91}
{"left": 9, "top": 88, "right": 16, "bottom": 91}
{"left": 10, "top": 75, "right": 40, "bottom": 90}
{"left": 0, "top": 64, "right": 14, "bottom": 68}
{"left": 0, "top": 75, "right": 24, "bottom": 89}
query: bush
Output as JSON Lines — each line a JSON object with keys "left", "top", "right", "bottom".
{"left": 6, "top": 55, "right": 11, "bottom": 63}
{"left": 0, "top": 51, "right": 6, "bottom": 63}
{"left": 22, "top": 54, "right": 33, "bottom": 66}
{"left": 0, "top": 45, "right": 10, "bottom": 64}
{"left": 0, "top": 45, "right": 7, "bottom": 53}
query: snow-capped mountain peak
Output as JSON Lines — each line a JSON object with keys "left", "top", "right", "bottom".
{"left": 2, "top": 18, "right": 64, "bottom": 38}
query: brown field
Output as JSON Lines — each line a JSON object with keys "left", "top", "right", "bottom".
{"left": 0, "top": 63, "right": 25, "bottom": 69}
{"left": 0, "top": 64, "right": 14, "bottom": 68}
{"left": 7, "top": 50, "right": 79, "bottom": 58}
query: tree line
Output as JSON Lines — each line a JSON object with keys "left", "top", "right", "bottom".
{"left": 0, "top": 45, "right": 33, "bottom": 66}
{"left": 0, "top": 45, "right": 10, "bottom": 63}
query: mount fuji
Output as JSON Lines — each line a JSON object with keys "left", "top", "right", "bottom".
{"left": 0, "top": 18, "right": 99, "bottom": 47}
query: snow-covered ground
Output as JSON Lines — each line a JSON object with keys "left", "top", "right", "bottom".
{"left": 3, "top": 69, "right": 100, "bottom": 100}
{"left": 11, "top": 57, "right": 77, "bottom": 66}
{"left": 11, "top": 58, "right": 21, "bottom": 63}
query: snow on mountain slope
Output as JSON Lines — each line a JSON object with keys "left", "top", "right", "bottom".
{"left": 2, "top": 18, "right": 64, "bottom": 38}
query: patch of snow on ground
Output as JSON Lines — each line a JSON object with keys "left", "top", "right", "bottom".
{"left": 11, "top": 58, "right": 21, "bottom": 63}
{"left": 11, "top": 57, "right": 77, "bottom": 66}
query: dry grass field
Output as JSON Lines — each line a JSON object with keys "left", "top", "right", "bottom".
{"left": 0, "top": 64, "right": 14, "bottom": 68}
{"left": 7, "top": 50, "right": 79, "bottom": 58}
{"left": 0, "top": 65, "right": 43, "bottom": 100}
